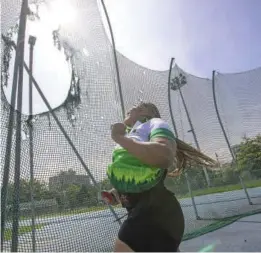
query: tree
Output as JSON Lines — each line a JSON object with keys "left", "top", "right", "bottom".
{"left": 66, "top": 184, "right": 81, "bottom": 209}
{"left": 6, "top": 179, "right": 54, "bottom": 204}
{"left": 164, "top": 167, "right": 210, "bottom": 195}
{"left": 236, "top": 135, "right": 261, "bottom": 174}
{"left": 78, "top": 184, "right": 98, "bottom": 207}
{"left": 76, "top": 185, "right": 89, "bottom": 206}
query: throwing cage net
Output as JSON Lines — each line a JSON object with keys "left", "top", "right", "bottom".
{"left": 1, "top": 0, "right": 261, "bottom": 251}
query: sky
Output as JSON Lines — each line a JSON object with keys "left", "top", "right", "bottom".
{"left": 4, "top": 0, "right": 261, "bottom": 113}
{"left": 104, "top": 0, "right": 261, "bottom": 77}
{"left": 4, "top": 3, "right": 73, "bottom": 115}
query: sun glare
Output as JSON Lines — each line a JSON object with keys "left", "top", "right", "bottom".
{"left": 3, "top": 1, "right": 74, "bottom": 115}
{"left": 39, "top": 0, "right": 77, "bottom": 29}
{"left": 50, "top": 0, "right": 76, "bottom": 26}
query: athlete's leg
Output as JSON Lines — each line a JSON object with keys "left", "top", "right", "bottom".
{"left": 117, "top": 210, "right": 181, "bottom": 252}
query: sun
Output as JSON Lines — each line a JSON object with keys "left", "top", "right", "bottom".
{"left": 50, "top": 0, "right": 76, "bottom": 26}
{"left": 38, "top": 0, "right": 77, "bottom": 29}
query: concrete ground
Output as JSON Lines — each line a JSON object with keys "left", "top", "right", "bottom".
{"left": 180, "top": 213, "right": 261, "bottom": 252}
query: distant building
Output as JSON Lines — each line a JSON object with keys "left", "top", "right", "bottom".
{"left": 49, "top": 171, "right": 91, "bottom": 191}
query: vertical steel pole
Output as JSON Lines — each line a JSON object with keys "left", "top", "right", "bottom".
{"left": 185, "top": 172, "right": 200, "bottom": 220}
{"left": 212, "top": 70, "right": 252, "bottom": 204}
{"left": 28, "top": 35, "right": 37, "bottom": 252}
{"left": 168, "top": 58, "right": 179, "bottom": 138}
{"left": 0, "top": 1, "right": 27, "bottom": 249}
{"left": 212, "top": 70, "right": 236, "bottom": 161}
{"left": 178, "top": 84, "right": 211, "bottom": 187}
{"left": 239, "top": 176, "right": 253, "bottom": 205}
{"left": 11, "top": 0, "right": 28, "bottom": 251}
{"left": 100, "top": 0, "right": 125, "bottom": 119}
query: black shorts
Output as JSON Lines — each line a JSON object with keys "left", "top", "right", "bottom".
{"left": 118, "top": 185, "right": 184, "bottom": 252}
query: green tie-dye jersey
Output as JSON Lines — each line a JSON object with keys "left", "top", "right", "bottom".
{"left": 107, "top": 118, "right": 175, "bottom": 193}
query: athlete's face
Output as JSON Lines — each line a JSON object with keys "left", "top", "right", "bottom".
{"left": 123, "top": 105, "right": 151, "bottom": 126}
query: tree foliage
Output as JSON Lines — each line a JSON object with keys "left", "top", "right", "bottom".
{"left": 7, "top": 179, "right": 53, "bottom": 205}
{"left": 6, "top": 170, "right": 103, "bottom": 211}
{"left": 165, "top": 135, "right": 261, "bottom": 195}
{"left": 236, "top": 135, "right": 261, "bottom": 173}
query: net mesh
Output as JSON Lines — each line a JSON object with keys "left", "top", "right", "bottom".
{"left": 1, "top": 0, "right": 261, "bottom": 252}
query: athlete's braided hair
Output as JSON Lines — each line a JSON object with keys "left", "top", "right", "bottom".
{"left": 169, "top": 139, "right": 217, "bottom": 177}
{"left": 137, "top": 102, "right": 217, "bottom": 177}
{"left": 137, "top": 102, "right": 161, "bottom": 119}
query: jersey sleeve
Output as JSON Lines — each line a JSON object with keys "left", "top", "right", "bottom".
{"left": 149, "top": 118, "right": 175, "bottom": 141}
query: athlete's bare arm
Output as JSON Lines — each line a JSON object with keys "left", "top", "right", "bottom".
{"left": 112, "top": 124, "right": 176, "bottom": 169}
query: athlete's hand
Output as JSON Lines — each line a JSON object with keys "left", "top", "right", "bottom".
{"left": 111, "top": 123, "right": 126, "bottom": 143}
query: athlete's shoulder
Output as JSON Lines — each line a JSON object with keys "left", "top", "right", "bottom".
{"left": 149, "top": 118, "right": 170, "bottom": 129}
{"left": 148, "top": 118, "right": 175, "bottom": 141}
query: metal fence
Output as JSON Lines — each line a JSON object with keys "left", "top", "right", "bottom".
{"left": 1, "top": 0, "right": 261, "bottom": 252}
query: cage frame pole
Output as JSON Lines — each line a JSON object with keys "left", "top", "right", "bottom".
{"left": 11, "top": 0, "right": 28, "bottom": 251}
{"left": 100, "top": 0, "right": 125, "bottom": 119}
{"left": 28, "top": 35, "right": 37, "bottom": 252}
{"left": 185, "top": 172, "right": 200, "bottom": 220}
{"left": 0, "top": 2, "right": 29, "bottom": 249}
{"left": 239, "top": 176, "right": 253, "bottom": 205}
{"left": 212, "top": 70, "right": 252, "bottom": 204}
{"left": 0, "top": 33, "right": 19, "bottom": 253}
{"left": 212, "top": 70, "right": 236, "bottom": 161}
{"left": 167, "top": 57, "right": 179, "bottom": 138}
{"left": 177, "top": 80, "right": 211, "bottom": 187}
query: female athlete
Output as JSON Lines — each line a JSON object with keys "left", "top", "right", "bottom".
{"left": 104, "top": 102, "right": 215, "bottom": 252}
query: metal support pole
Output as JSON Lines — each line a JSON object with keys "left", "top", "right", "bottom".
{"left": 168, "top": 58, "right": 179, "bottom": 138}
{"left": 0, "top": 1, "right": 28, "bottom": 250}
{"left": 178, "top": 85, "right": 211, "bottom": 187}
{"left": 11, "top": 1, "right": 28, "bottom": 251}
{"left": 28, "top": 35, "right": 37, "bottom": 252}
{"left": 185, "top": 172, "right": 200, "bottom": 220}
{"left": 212, "top": 70, "right": 236, "bottom": 161}
{"left": 0, "top": 39, "right": 18, "bottom": 250}
{"left": 100, "top": 0, "right": 125, "bottom": 119}
{"left": 212, "top": 71, "right": 253, "bottom": 204}
{"left": 239, "top": 176, "right": 253, "bottom": 205}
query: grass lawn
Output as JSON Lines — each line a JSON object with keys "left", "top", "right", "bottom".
{"left": 31, "top": 205, "right": 114, "bottom": 219}
{"left": 4, "top": 224, "right": 46, "bottom": 241}
{"left": 178, "top": 179, "right": 261, "bottom": 198}
{"left": 19, "top": 179, "right": 261, "bottom": 220}
{"left": 19, "top": 205, "right": 118, "bottom": 221}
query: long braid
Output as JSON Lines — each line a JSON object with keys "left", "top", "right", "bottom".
{"left": 138, "top": 102, "right": 217, "bottom": 177}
